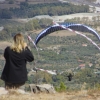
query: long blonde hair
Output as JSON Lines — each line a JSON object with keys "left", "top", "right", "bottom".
{"left": 11, "top": 33, "right": 26, "bottom": 53}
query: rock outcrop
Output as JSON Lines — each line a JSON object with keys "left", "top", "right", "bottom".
{"left": 29, "top": 84, "right": 56, "bottom": 93}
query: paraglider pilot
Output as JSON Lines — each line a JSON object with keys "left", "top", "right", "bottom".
{"left": 67, "top": 73, "right": 73, "bottom": 81}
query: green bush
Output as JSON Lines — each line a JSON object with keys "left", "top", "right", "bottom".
{"left": 95, "top": 83, "right": 100, "bottom": 89}
{"left": 55, "top": 82, "right": 67, "bottom": 92}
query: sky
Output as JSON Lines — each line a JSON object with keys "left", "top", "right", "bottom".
{"left": 0, "top": 0, "right": 5, "bottom": 1}
{"left": 96, "top": 0, "right": 100, "bottom": 3}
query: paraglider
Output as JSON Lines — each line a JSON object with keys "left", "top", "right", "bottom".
{"left": 27, "top": 22, "right": 100, "bottom": 83}
{"left": 34, "top": 23, "right": 100, "bottom": 47}
{"left": 67, "top": 73, "right": 73, "bottom": 81}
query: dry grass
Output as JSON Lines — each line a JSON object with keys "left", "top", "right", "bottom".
{"left": 0, "top": 89, "right": 100, "bottom": 100}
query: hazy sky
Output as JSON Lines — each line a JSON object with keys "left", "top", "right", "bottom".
{"left": 96, "top": 0, "right": 100, "bottom": 3}
{"left": 0, "top": 0, "right": 5, "bottom": 1}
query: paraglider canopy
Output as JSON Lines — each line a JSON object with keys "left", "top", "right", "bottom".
{"left": 35, "top": 24, "right": 66, "bottom": 45}
{"left": 60, "top": 22, "right": 100, "bottom": 40}
{"left": 35, "top": 22, "right": 100, "bottom": 45}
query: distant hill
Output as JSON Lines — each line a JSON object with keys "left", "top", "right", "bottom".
{"left": 0, "top": 0, "right": 59, "bottom": 9}
{"left": 0, "top": 0, "right": 99, "bottom": 9}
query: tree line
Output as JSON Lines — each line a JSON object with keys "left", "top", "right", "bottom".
{"left": 0, "top": 2, "right": 89, "bottom": 19}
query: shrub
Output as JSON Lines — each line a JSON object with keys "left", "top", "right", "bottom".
{"left": 55, "top": 82, "right": 67, "bottom": 92}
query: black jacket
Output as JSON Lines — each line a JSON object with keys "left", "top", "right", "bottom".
{"left": 1, "top": 46, "right": 34, "bottom": 83}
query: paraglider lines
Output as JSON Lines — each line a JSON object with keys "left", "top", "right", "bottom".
{"left": 54, "top": 22, "right": 100, "bottom": 50}
{"left": 65, "top": 27, "right": 100, "bottom": 50}
{"left": 32, "top": 67, "right": 57, "bottom": 75}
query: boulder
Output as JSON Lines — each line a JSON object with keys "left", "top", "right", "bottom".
{"left": 29, "top": 84, "right": 56, "bottom": 94}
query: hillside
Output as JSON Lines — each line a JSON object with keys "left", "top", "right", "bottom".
{"left": 0, "top": 12, "right": 100, "bottom": 91}
{"left": 0, "top": 7, "right": 100, "bottom": 99}
{"left": 0, "top": 0, "right": 59, "bottom": 9}
{"left": 0, "top": 0, "right": 99, "bottom": 10}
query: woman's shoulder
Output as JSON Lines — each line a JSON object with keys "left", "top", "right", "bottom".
{"left": 4, "top": 46, "right": 11, "bottom": 51}
{"left": 5, "top": 46, "right": 10, "bottom": 49}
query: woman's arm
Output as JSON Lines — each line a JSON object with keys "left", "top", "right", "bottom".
{"left": 25, "top": 47, "right": 34, "bottom": 62}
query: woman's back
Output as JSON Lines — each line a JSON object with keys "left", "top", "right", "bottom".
{"left": 1, "top": 33, "right": 34, "bottom": 89}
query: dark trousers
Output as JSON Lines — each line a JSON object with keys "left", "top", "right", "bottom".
{"left": 5, "top": 82, "right": 25, "bottom": 89}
